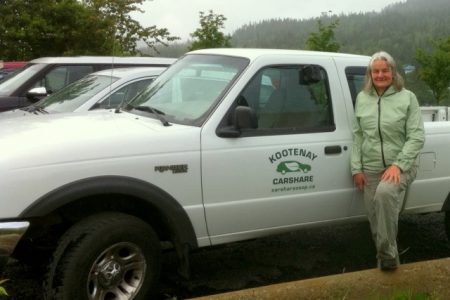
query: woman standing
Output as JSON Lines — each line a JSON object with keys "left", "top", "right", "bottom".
{"left": 351, "top": 51, "right": 425, "bottom": 271}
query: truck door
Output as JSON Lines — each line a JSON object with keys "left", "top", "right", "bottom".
{"left": 201, "top": 62, "right": 355, "bottom": 244}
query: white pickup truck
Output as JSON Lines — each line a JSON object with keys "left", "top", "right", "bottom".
{"left": 1, "top": 49, "right": 449, "bottom": 299}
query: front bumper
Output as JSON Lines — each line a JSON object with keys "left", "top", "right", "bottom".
{"left": 0, "top": 221, "right": 29, "bottom": 271}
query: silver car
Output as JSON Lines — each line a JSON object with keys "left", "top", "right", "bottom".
{"left": 1, "top": 67, "right": 165, "bottom": 117}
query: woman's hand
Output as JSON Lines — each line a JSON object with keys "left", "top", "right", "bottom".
{"left": 353, "top": 173, "right": 367, "bottom": 190}
{"left": 381, "top": 165, "right": 401, "bottom": 185}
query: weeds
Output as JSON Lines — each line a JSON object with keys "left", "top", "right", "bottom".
{"left": 374, "top": 289, "right": 440, "bottom": 300}
{"left": 0, "top": 279, "right": 8, "bottom": 297}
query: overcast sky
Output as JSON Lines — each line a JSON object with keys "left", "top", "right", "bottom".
{"left": 131, "top": 0, "right": 405, "bottom": 41}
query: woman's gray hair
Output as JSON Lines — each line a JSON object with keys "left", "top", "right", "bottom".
{"left": 363, "top": 51, "right": 404, "bottom": 93}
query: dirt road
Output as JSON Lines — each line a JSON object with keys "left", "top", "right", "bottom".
{"left": 3, "top": 212, "right": 450, "bottom": 299}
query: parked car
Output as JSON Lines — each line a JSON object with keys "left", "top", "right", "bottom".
{"left": 0, "top": 56, "right": 176, "bottom": 112}
{"left": 0, "top": 61, "right": 27, "bottom": 81}
{"left": 0, "top": 67, "right": 165, "bottom": 117}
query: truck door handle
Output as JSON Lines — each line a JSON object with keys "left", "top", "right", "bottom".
{"left": 324, "top": 145, "right": 342, "bottom": 154}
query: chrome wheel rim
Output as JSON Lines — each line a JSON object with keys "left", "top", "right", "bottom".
{"left": 88, "top": 242, "right": 146, "bottom": 300}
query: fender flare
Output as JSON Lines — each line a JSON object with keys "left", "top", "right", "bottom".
{"left": 19, "top": 175, "right": 198, "bottom": 250}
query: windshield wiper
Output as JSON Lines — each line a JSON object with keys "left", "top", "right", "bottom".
{"left": 132, "top": 105, "right": 171, "bottom": 126}
{"left": 20, "top": 105, "right": 49, "bottom": 114}
{"left": 33, "top": 106, "right": 49, "bottom": 114}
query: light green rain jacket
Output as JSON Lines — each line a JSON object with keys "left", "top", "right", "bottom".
{"left": 351, "top": 86, "right": 425, "bottom": 175}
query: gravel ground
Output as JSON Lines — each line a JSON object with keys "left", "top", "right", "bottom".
{"left": 3, "top": 212, "right": 450, "bottom": 299}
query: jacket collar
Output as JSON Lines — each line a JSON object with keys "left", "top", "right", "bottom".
{"left": 370, "top": 85, "right": 398, "bottom": 97}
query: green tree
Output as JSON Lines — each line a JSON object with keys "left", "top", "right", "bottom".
{"left": 0, "top": 0, "right": 109, "bottom": 60}
{"left": 0, "top": 0, "right": 177, "bottom": 60}
{"left": 305, "top": 19, "right": 341, "bottom": 52}
{"left": 404, "top": 72, "right": 436, "bottom": 105}
{"left": 415, "top": 36, "right": 450, "bottom": 105}
{"left": 84, "top": 0, "right": 179, "bottom": 55}
{"left": 189, "top": 10, "right": 231, "bottom": 51}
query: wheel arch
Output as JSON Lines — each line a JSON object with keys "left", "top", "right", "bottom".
{"left": 19, "top": 176, "right": 198, "bottom": 253}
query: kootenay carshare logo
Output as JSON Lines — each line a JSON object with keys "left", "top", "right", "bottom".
{"left": 268, "top": 148, "right": 318, "bottom": 193}
{"left": 276, "top": 161, "right": 311, "bottom": 174}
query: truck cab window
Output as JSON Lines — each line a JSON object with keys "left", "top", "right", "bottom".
{"left": 32, "top": 65, "right": 94, "bottom": 94}
{"left": 345, "top": 66, "right": 366, "bottom": 106}
{"left": 238, "top": 65, "right": 334, "bottom": 134}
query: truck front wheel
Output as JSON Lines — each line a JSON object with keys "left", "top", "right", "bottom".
{"left": 44, "top": 212, "right": 161, "bottom": 300}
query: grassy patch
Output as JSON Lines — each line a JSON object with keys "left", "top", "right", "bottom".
{"left": 0, "top": 279, "right": 8, "bottom": 297}
{"left": 372, "top": 289, "right": 440, "bottom": 300}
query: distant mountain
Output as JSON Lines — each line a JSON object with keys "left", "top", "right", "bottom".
{"left": 152, "top": 0, "right": 449, "bottom": 65}
{"left": 230, "top": 0, "right": 450, "bottom": 66}
{"left": 146, "top": 0, "right": 449, "bottom": 104}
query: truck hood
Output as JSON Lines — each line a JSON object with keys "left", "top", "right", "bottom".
{"left": 0, "top": 108, "right": 34, "bottom": 119}
{"left": 0, "top": 110, "right": 200, "bottom": 169}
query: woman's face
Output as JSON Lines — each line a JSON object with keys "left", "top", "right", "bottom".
{"left": 371, "top": 59, "right": 393, "bottom": 93}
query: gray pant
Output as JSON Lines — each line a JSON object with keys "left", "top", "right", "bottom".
{"left": 363, "top": 166, "right": 417, "bottom": 265}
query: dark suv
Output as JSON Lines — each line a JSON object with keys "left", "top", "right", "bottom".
{"left": 0, "top": 56, "right": 176, "bottom": 112}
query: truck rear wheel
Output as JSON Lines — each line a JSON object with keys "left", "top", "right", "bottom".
{"left": 44, "top": 212, "right": 161, "bottom": 300}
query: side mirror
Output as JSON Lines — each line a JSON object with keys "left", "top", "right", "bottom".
{"left": 26, "top": 87, "right": 48, "bottom": 102}
{"left": 234, "top": 106, "right": 258, "bottom": 130}
{"left": 217, "top": 106, "right": 257, "bottom": 138}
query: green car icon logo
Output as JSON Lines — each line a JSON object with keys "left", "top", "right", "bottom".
{"left": 277, "top": 161, "right": 311, "bottom": 174}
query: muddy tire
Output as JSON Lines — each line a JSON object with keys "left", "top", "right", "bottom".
{"left": 43, "top": 212, "right": 161, "bottom": 300}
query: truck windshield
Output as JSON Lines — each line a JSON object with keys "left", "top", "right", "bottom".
{"left": 125, "top": 54, "right": 249, "bottom": 126}
{"left": 0, "top": 63, "right": 45, "bottom": 95}
{"left": 34, "top": 74, "right": 119, "bottom": 113}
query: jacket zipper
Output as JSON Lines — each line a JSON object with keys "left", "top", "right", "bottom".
{"left": 377, "top": 95, "right": 387, "bottom": 168}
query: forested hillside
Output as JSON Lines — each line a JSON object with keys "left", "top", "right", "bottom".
{"left": 231, "top": 0, "right": 450, "bottom": 66}
{"left": 151, "top": 0, "right": 449, "bottom": 104}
